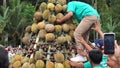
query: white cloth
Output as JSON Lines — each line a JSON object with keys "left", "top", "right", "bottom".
{"left": 70, "top": 54, "right": 87, "bottom": 62}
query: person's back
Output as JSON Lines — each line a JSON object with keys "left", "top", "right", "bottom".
{"left": 0, "top": 46, "right": 9, "bottom": 68}
{"left": 67, "top": 1, "right": 100, "bottom": 22}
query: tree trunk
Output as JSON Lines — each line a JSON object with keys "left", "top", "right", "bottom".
{"left": 3, "top": 0, "right": 7, "bottom": 8}
{"left": 92, "top": 0, "right": 98, "bottom": 40}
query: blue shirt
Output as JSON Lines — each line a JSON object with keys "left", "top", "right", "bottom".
{"left": 84, "top": 55, "right": 109, "bottom": 68}
{"left": 67, "top": 1, "right": 100, "bottom": 22}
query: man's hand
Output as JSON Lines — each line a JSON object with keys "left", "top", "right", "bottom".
{"left": 107, "top": 40, "right": 120, "bottom": 67}
{"left": 114, "top": 40, "right": 120, "bottom": 58}
{"left": 91, "top": 22, "right": 104, "bottom": 38}
{"left": 54, "top": 19, "right": 61, "bottom": 24}
{"left": 107, "top": 56, "right": 118, "bottom": 68}
{"left": 91, "top": 22, "right": 101, "bottom": 32}
{"left": 78, "top": 36, "right": 86, "bottom": 45}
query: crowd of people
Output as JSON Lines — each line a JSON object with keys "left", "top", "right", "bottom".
{"left": 68, "top": 22, "right": 120, "bottom": 68}
{"left": 55, "top": 1, "right": 120, "bottom": 68}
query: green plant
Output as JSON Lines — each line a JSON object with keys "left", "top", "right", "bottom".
{"left": 0, "top": 7, "right": 9, "bottom": 33}
{"left": 0, "top": 0, "right": 35, "bottom": 46}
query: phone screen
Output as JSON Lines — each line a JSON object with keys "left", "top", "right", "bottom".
{"left": 104, "top": 33, "right": 115, "bottom": 54}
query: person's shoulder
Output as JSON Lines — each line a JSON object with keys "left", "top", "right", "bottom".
{"left": 84, "top": 61, "right": 92, "bottom": 68}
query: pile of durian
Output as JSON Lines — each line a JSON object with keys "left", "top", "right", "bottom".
{"left": 9, "top": 52, "right": 72, "bottom": 68}
{"left": 9, "top": 0, "right": 78, "bottom": 68}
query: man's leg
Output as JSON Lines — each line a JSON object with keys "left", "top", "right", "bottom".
{"left": 74, "top": 16, "right": 98, "bottom": 50}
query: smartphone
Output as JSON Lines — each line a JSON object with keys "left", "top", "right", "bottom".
{"left": 104, "top": 33, "right": 115, "bottom": 54}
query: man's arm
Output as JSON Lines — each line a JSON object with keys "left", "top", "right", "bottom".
{"left": 55, "top": 12, "right": 73, "bottom": 24}
{"left": 79, "top": 36, "right": 93, "bottom": 51}
{"left": 91, "top": 22, "right": 104, "bottom": 38}
{"left": 68, "top": 61, "right": 84, "bottom": 68}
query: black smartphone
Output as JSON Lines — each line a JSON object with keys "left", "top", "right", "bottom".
{"left": 104, "top": 33, "right": 115, "bottom": 54}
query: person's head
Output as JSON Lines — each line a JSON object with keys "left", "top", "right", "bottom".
{"left": 88, "top": 49, "right": 103, "bottom": 64}
{"left": 93, "top": 38, "right": 104, "bottom": 50}
{"left": 0, "top": 46, "right": 9, "bottom": 68}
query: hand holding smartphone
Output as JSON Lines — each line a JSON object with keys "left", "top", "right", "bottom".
{"left": 104, "top": 33, "right": 115, "bottom": 54}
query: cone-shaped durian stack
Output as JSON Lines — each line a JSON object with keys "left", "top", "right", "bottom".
{"left": 16, "top": 0, "right": 79, "bottom": 67}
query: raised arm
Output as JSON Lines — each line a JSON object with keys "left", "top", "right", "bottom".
{"left": 91, "top": 22, "right": 104, "bottom": 38}
{"left": 79, "top": 36, "right": 93, "bottom": 51}
{"left": 55, "top": 12, "right": 73, "bottom": 24}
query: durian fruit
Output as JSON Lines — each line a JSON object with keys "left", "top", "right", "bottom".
{"left": 39, "top": 2, "right": 47, "bottom": 12}
{"left": 46, "top": 61, "right": 54, "bottom": 68}
{"left": 24, "top": 32, "right": 30, "bottom": 37}
{"left": 33, "top": 18, "right": 37, "bottom": 23}
{"left": 29, "top": 63, "right": 35, "bottom": 68}
{"left": 55, "top": 4, "right": 62, "bottom": 13}
{"left": 25, "top": 25, "right": 31, "bottom": 33}
{"left": 35, "top": 51, "right": 43, "bottom": 60}
{"left": 9, "top": 63, "right": 13, "bottom": 68}
{"left": 31, "top": 23, "right": 38, "bottom": 33}
{"left": 38, "top": 29, "right": 46, "bottom": 39}
{"left": 22, "top": 36, "right": 30, "bottom": 45}
{"left": 65, "top": 35, "right": 72, "bottom": 43}
{"left": 21, "top": 32, "right": 30, "bottom": 45}
{"left": 29, "top": 58, "right": 35, "bottom": 64}
{"left": 47, "top": 3, "right": 55, "bottom": 11}
{"left": 62, "top": 5, "right": 67, "bottom": 12}
{"left": 56, "top": 13, "right": 64, "bottom": 19}
{"left": 63, "top": 60, "right": 71, "bottom": 68}
{"left": 42, "top": 9, "right": 51, "bottom": 20}
{"left": 54, "top": 52, "right": 65, "bottom": 63}
{"left": 57, "top": 36, "right": 66, "bottom": 44}
{"left": 45, "top": 24, "right": 55, "bottom": 32}
{"left": 14, "top": 54, "right": 22, "bottom": 61}
{"left": 68, "top": 23, "right": 76, "bottom": 30}
{"left": 37, "top": 20, "right": 46, "bottom": 30}
{"left": 21, "top": 57, "right": 29, "bottom": 64}
{"left": 62, "top": 24, "right": 70, "bottom": 32}
{"left": 10, "top": 57, "right": 16, "bottom": 64}
{"left": 34, "top": 12, "right": 43, "bottom": 21}
{"left": 54, "top": 25, "right": 62, "bottom": 33}
{"left": 69, "top": 30, "right": 74, "bottom": 38}
{"left": 48, "top": 0, "right": 56, "bottom": 3}
{"left": 45, "top": 33, "right": 55, "bottom": 42}
{"left": 22, "top": 62, "right": 30, "bottom": 68}
{"left": 48, "top": 14, "right": 56, "bottom": 24}
{"left": 13, "top": 61, "right": 21, "bottom": 68}
{"left": 36, "top": 60, "right": 44, "bottom": 68}
{"left": 55, "top": 63, "right": 64, "bottom": 68}
{"left": 57, "top": 0, "right": 66, "bottom": 5}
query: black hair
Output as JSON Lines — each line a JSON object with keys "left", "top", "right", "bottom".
{"left": 88, "top": 49, "right": 102, "bottom": 64}
{"left": 0, "top": 46, "right": 9, "bottom": 68}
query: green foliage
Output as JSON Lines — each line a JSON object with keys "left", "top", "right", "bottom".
{"left": 0, "top": 7, "right": 9, "bottom": 33}
{"left": 102, "top": 16, "right": 118, "bottom": 32}
{"left": 97, "top": 0, "right": 120, "bottom": 43}
{"left": 0, "top": 0, "right": 35, "bottom": 45}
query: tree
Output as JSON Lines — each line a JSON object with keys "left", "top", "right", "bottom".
{"left": 0, "top": 0, "right": 35, "bottom": 46}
